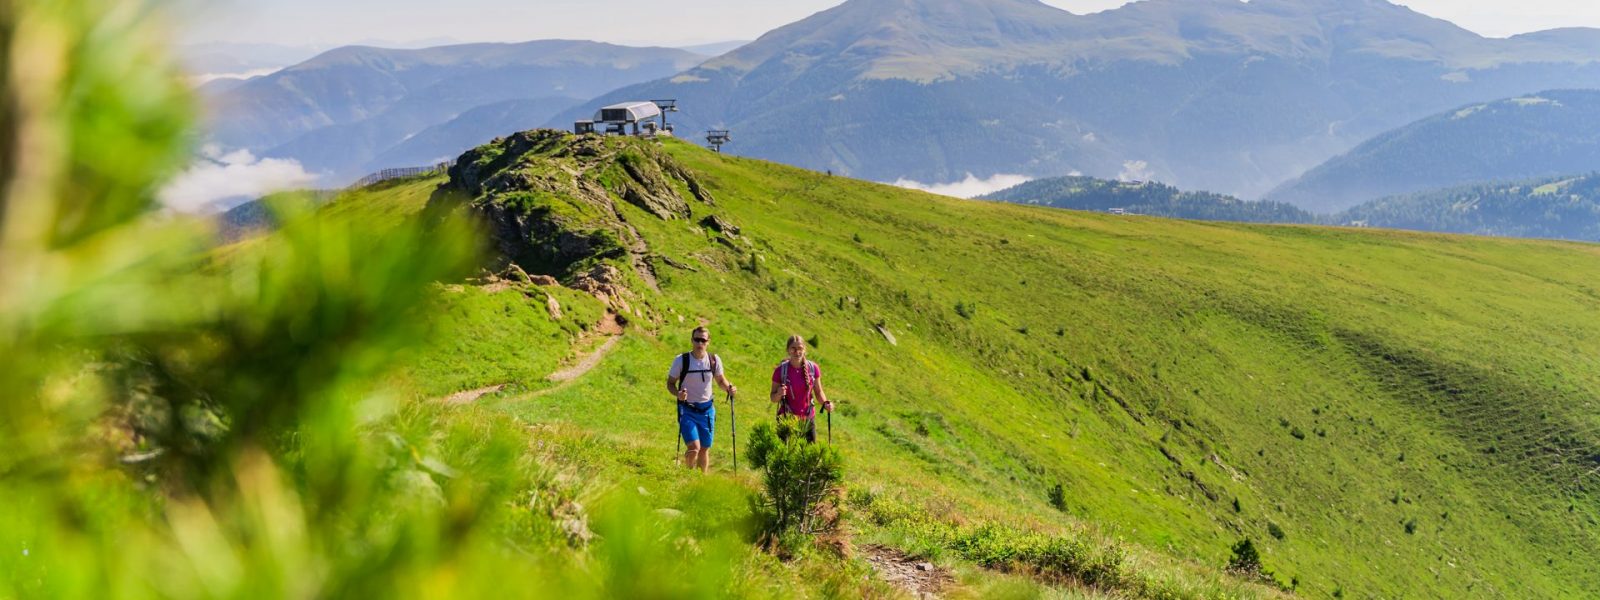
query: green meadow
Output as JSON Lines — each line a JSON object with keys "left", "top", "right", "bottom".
{"left": 10, "top": 4, "right": 1596, "bottom": 597}
{"left": 339, "top": 134, "right": 1599, "bottom": 598}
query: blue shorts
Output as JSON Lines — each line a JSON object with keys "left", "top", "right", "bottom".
{"left": 679, "top": 402, "right": 715, "bottom": 448}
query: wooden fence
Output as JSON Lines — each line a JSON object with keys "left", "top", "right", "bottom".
{"left": 346, "top": 160, "right": 454, "bottom": 189}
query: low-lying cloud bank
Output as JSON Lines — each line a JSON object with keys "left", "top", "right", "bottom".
{"left": 159, "top": 146, "right": 319, "bottom": 213}
{"left": 189, "top": 67, "right": 281, "bottom": 85}
{"left": 891, "top": 173, "right": 1032, "bottom": 199}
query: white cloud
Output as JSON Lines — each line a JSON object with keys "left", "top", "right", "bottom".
{"left": 188, "top": 67, "right": 280, "bottom": 85}
{"left": 1118, "top": 160, "right": 1153, "bottom": 182}
{"left": 891, "top": 173, "right": 1032, "bottom": 199}
{"left": 159, "top": 146, "right": 320, "bottom": 213}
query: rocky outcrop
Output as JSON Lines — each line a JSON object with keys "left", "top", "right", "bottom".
{"left": 699, "top": 214, "right": 741, "bottom": 238}
{"left": 570, "top": 264, "right": 631, "bottom": 312}
{"left": 440, "top": 130, "right": 718, "bottom": 314}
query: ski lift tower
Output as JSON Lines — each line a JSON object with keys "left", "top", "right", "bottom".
{"left": 706, "top": 129, "right": 731, "bottom": 153}
{"left": 651, "top": 99, "right": 678, "bottom": 134}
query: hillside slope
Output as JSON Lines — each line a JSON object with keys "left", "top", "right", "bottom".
{"left": 984, "top": 170, "right": 1600, "bottom": 244}
{"left": 1336, "top": 173, "right": 1600, "bottom": 240}
{"left": 391, "top": 131, "right": 1600, "bottom": 598}
{"left": 1268, "top": 90, "right": 1600, "bottom": 212}
{"left": 983, "top": 176, "right": 1317, "bottom": 223}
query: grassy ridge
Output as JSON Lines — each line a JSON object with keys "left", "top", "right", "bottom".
{"left": 395, "top": 136, "right": 1599, "bottom": 598}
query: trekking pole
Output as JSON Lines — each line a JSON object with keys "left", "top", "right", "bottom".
{"left": 674, "top": 401, "right": 681, "bottom": 466}
{"left": 729, "top": 390, "right": 738, "bottom": 474}
{"left": 827, "top": 406, "right": 832, "bottom": 445}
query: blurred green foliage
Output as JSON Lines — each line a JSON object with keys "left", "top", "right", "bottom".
{"left": 0, "top": 3, "right": 771, "bottom": 598}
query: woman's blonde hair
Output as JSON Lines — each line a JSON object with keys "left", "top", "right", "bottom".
{"left": 785, "top": 334, "right": 806, "bottom": 350}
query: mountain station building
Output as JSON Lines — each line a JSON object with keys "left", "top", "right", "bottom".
{"left": 575, "top": 101, "right": 671, "bottom": 136}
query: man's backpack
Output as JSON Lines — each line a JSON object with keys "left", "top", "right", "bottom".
{"left": 777, "top": 360, "right": 819, "bottom": 415}
{"left": 676, "top": 352, "right": 720, "bottom": 386}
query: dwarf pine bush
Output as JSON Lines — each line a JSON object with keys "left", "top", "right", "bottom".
{"left": 747, "top": 417, "right": 845, "bottom": 542}
{"left": 1049, "top": 482, "right": 1068, "bottom": 511}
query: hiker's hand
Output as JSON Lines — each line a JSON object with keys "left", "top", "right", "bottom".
{"left": 727, "top": 384, "right": 738, "bottom": 396}
{"left": 677, "top": 388, "right": 688, "bottom": 402}
{"left": 780, "top": 384, "right": 789, "bottom": 399}
{"left": 824, "top": 400, "right": 834, "bottom": 413}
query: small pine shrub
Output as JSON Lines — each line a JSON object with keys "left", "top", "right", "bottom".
{"left": 1268, "top": 522, "right": 1286, "bottom": 540}
{"left": 955, "top": 301, "right": 975, "bottom": 319}
{"left": 1048, "top": 483, "right": 1068, "bottom": 512}
{"left": 852, "top": 233, "right": 863, "bottom": 244}
{"left": 1404, "top": 518, "right": 1418, "bottom": 534}
{"left": 747, "top": 418, "right": 846, "bottom": 546}
{"left": 808, "top": 334, "right": 821, "bottom": 349}
{"left": 1232, "top": 498, "right": 1242, "bottom": 513}
{"left": 1227, "top": 538, "right": 1265, "bottom": 579}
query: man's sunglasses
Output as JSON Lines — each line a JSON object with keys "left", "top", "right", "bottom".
{"left": 693, "top": 338, "right": 710, "bottom": 343}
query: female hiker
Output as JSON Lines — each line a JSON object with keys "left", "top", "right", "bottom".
{"left": 666, "top": 326, "right": 738, "bottom": 472}
{"left": 769, "top": 334, "right": 832, "bottom": 443}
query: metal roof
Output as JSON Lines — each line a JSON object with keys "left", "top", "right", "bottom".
{"left": 594, "top": 101, "right": 662, "bottom": 123}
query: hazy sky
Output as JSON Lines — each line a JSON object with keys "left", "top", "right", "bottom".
{"left": 183, "top": 0, "right": 1600, "bottom": 48}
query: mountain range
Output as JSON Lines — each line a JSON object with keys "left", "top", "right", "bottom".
{"left": 987, "top": 167, "right": 1600, "bottom": 243}
{"left": 553, "top": 0, "right": 1600, "bottom": 197}
{"left": 202, "top": 40, "right": 708, "bottom": 185}
{"left": 1267, "top": 89, "right": 1600, "bottom": 212}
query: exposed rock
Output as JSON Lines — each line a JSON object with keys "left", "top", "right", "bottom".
{"left": 571, "top": 264, "right": 633, "bottom": 312}
{"left": 862, "top": 545, "right": 951, "bottom": 598}
{"left": 876, "top": 324, "right": 898, "bottom": 346}
{"left": 699, "top": 214, "right": 741, "bottom": 238}
{"left": 553, "top": 500, "right": 593, "bottom": 547}
{"left": 616, "top": 150, "right": 691, "bottom": 220}
{"left": 658, "top": 254, "right": 697, "bottom": 272}
{"left": 530, "top": 274, "right": 560, "bottom": 287}
{"left": 437, "top": 130, "right": 715, "bottom": 316}
{"left": 504, "top": 263, "right": 532, "bottom": 284}
{"left": 546, "top": 295, "right": 563, "bottom": 320}
{"left": 666, "top": 160, "right": 716, "bottom": 205}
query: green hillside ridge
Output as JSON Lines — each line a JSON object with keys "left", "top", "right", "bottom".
{"left": 985, "top": 171, "right": 1600, "bottom": 243}
{"left": 1337, "top": 173, "right": 1600, "bottom": 240}
{"left": 981, "top": 176, "right": 1317, "bottom": 224}
{"left": 354, "top": 131, "right": 1600, "bottom": 598}
{"left": 1268, "top": 90, "right": 1600, "bottom": 212}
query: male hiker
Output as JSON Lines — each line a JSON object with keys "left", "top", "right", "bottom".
{"left": 770, "top": 334, "right": 832, "bottom": 443}
{"left": 666, "top": 326, "right": 737, "bottom": 472}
